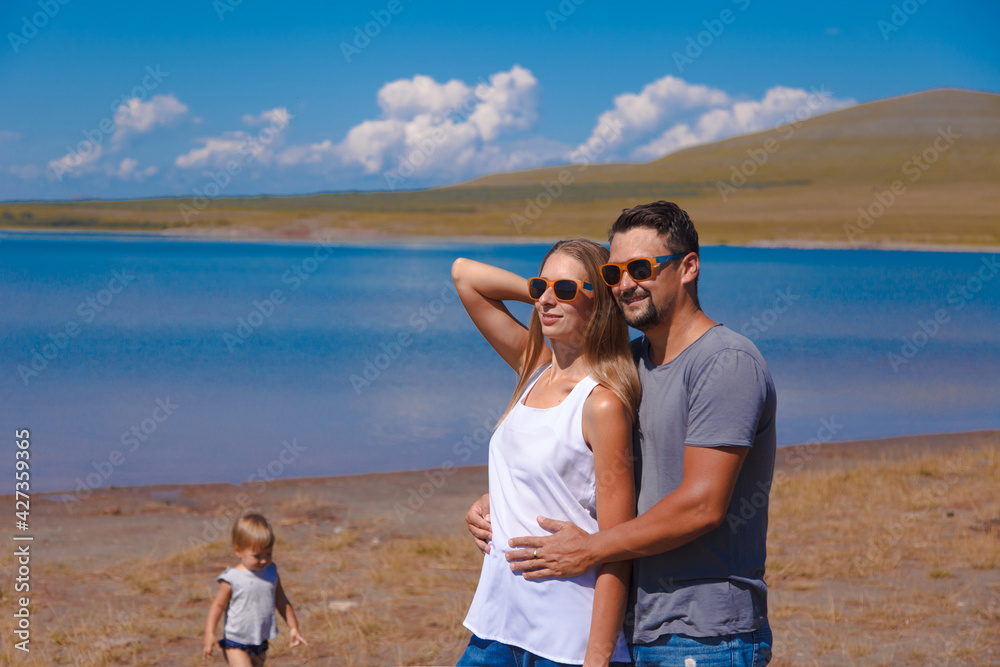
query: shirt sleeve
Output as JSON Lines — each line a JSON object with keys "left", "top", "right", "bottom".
{"left": 685, "top": 348, "right": 768, "bottom": 448}
{"left": 218, "top": 568, "right": 234, "bottom": 584}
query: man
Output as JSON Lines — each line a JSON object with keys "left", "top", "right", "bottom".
{"left": 466, "top": 201, "right": 776, "bottom": 665}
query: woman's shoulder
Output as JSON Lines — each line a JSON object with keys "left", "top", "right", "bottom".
{"left": 583, "top": 383, "right": 627, "bottom": 418}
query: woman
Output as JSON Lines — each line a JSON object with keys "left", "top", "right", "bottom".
{"left": 452, "top": 239, "right": 639, "bottom": 667}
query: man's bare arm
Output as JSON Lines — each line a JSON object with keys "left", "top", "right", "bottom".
{"left": 506, "top": 444, "right": 748, "bottom": 579}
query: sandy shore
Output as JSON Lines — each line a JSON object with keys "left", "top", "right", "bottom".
{"left": 2, "top": 430, "right": 998, "bottom": 665}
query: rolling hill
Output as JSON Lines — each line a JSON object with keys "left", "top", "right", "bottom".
{"left": 4, "top": 88, "right": 998, "bottom": 247}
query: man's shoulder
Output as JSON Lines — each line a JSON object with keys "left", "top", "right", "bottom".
{"left": 631, "top": 326, "right": 771, "bottom": 373}
{"left": 683, "top": 326, "right": 774, "bottom": 396}
{"left": 692, "top": 325, "right": 768, "bottom": 367}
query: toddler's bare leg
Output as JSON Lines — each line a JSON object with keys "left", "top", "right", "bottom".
{"left": 222, "top": 648, "right": 254, "bottom": 667}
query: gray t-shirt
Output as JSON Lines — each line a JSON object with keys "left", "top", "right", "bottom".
{"left": 628, "top": 324, "right": 776, "bottom": 643}
{"left": 219, "top": 563, "right": 279, "bottom": 645}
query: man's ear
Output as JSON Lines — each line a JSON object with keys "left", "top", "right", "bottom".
{"left": 680, "top": 253, "right": 700, "bottom": 285}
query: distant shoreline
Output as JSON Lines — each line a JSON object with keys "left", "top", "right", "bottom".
{"left": 3, "top": 226, "right": 1000, "bottom": 253}
{"left": 21, "top": 429, "right": 1000, "bottom": 500}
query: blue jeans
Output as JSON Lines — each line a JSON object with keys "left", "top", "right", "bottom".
{"left": 457, "top": 634, "right": 632, "bottom": 667}
{"left": 631, "top": 622, "right": 772, "bottom": 667}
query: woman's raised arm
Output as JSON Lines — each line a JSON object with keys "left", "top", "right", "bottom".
{"left": 452, "top": 257, "right": 547, "bottom": 372}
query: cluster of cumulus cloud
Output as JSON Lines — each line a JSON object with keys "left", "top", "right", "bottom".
{"left": 45, "top": 66, "right": 854, "bottom": 188}
{"left": 47, "top": 94, "right": 189, "bottom": 182}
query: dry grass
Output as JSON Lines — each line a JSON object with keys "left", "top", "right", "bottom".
{"left": 4, "top": 180, "right": 999, "bottom": 249}
{"left": 766, "top": 443, "right": 1000, "bottom": 665}
{"left": 768, "top": 445, "right": 1000, "bottom": 582}
{"left": 0, "top": 524, "right": 482, "bottom": 666}
{"left": 0, "top": 440, "right": 996, "bottom": 665}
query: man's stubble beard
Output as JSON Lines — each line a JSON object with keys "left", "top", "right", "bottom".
{"left": 617, "top": 288, "right": 675, "bottom": 332}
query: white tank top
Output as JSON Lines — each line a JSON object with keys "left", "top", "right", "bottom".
{"left": 463, "top": 365, "right": 630, "bottom": 664}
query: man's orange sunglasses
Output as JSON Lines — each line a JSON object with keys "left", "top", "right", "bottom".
{"left": 599, "top": 253, "right": 686, "bottom": 286}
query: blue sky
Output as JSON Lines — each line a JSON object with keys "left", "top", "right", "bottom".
{"left": 1, "top": 0, "right": 997, "bottom": 201}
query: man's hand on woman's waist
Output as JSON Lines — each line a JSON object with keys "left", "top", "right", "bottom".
{"left": 506, "top": 516, "right": 598, "bottom": 579}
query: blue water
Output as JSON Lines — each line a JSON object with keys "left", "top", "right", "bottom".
{"left": 1, "top": 232, "right": 997, "bottom": 494}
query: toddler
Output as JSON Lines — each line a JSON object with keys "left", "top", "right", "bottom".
{"left": 204, "top": 513, "right": 307, "bottom": 665}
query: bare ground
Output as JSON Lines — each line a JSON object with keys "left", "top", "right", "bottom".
{"left": 1, "top": 430, "right": 997, "bottom": 666}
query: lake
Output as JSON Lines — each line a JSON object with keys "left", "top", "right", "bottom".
{"left": 1, "top": 231, "right": 997, "bottom": 494}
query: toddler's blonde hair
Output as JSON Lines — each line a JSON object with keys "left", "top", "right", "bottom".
{"left": 232, "top": 512, "right": 274, "bottom": 551}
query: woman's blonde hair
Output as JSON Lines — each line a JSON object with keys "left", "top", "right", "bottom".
{"left": 498, "top": 239, "right": 641, "bottom": 425}
{"left": 232, "top": 512, "right": 275, "bottom": 551}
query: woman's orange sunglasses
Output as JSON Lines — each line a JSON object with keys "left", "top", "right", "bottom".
{"left": 527, "top": 277, "right": 593, "bottom": 302}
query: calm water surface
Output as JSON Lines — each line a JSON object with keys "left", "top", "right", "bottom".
{"left": 1, "top": 232, "right": 997, "bottom": 493}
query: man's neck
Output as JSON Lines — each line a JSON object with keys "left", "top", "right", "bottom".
{"left": 644, "top": 304, "right": 717, "bottom": 366}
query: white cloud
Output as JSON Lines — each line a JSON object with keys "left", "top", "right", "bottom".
{"left": 630, "top": 124, "right": 703, "bottom": 159}
{"left": 377, "top": 75, "right": 473, "bottom": 120}
{"left": 276, "top": 65, "right": 547, "bottom": 185}
{"left": 577, "top": 75, "right": 730, "bottom": 156}
{"left": 175, "top": 107, "right": 291, "bottom": 170}
{"left": 579, "top": 76, "right": 855, "bottom": 162}
{"left": 116, "top": 157, "right": 158, "bottom": 181}
{"left": 466, "top": 137, "right": 571, "bottom": 175}
{"left": 47, "top": 142, "right": 104, "bottom": 180}
{"left": 160, "top": 72, "right": 854, "bottom": 194}
{"left": 276, "top": 139, "right": 336, "bottom": 166}
{"left": 242, "top": 108, "right": 293, "bottom": 128}
{"left": 41, "top": 95, "right": 187, "bottom": 182}
{"left": 175, "top": 134, "right": 255, "bottom": 169}
{"left": 337, "top": 119, "right": 409, "bottom": 173}
{"left": 112, "top": 94, "right": 189, "bottom": 147}
{"left": 631, "top": 85, "right": 854, "bottom": 160}
{"left": 275, "top": 139, "right": 337, "bottom": 166}
{"left": 466, "top": 66, "right": 539, "bottom": 141}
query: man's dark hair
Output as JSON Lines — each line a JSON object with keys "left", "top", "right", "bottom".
{"left": 608, "top": 201, "right": 700, "bottom": 256}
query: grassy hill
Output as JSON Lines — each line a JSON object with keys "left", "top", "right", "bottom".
{"left": 3, "top": 88, "right": 998, "bottom": 246}
{"left": 467, "top": 88, "right": 999, "bottom": 187}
